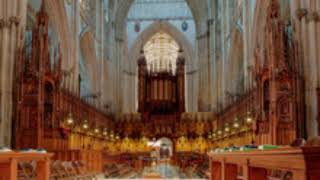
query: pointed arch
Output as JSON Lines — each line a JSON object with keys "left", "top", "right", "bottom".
{"left": 128, "top": 21, "right": 195, "bottom": 72}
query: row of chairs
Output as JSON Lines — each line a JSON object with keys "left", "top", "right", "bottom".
{"left": 18, "top": 160, "right": 100, "bottom": 180}
{"left": 104, "top": 163, "right": 138, "bottom": 179}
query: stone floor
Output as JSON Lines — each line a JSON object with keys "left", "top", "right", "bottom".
{"left": 100, "top": 162, "right": 206, "bottom": 179}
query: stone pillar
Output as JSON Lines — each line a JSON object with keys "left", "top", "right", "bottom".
{"left": 197, "top": 33, "right": 212, "bottom": 112}
{"left": 316, "top": 1, "right": 320, "bottom": 86}
{"left": 242, "top": 0, "right": 250, "bottom": 91}
{"left": 297, "top": 0, "right": 319, "bottom": 138}
{"left": 306, "top": 0, "right": 319, "bottom": 137}
{"left": 71, "top": 0, "right": 80, "bottom": 95}
{"left": 0, "top": 0, "right": 27, "bottom": 147}
{"left": 114, "top": 37, "right": 124, "bottom": 112}
{"left": 209, "top": 0, "right": 217, "bottom": 112}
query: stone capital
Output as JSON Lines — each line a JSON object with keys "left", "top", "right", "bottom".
{"left": 9, "top": 16, "right": 20, "bottom": 27}
{"left": 306, "top": 11, "right": 320, "bottom": 23}
{"left": 0, "top": 18, "right": 10, "bottom": 29}
{"left": 295, "top": 8, "right": 308, "bottom": 20}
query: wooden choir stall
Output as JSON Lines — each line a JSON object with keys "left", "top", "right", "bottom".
{"left": 0, "top": 152, "right": 52, "bottom": 180}
{"left": 208, "top": 146, "right": 320, "bottom": 180}
{"left": 9, "top": 2, "right": 107, "bottom": 179}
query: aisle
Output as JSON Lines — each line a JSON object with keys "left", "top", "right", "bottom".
{"left": 100, "top": 162, "right": 206, "bottom": 179}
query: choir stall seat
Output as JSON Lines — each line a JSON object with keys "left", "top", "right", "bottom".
{"left": 208, "top": 146, "right": 320, "bottom": 180}
{"left": 0, "top": 152, "right": 52, "bottom": 180}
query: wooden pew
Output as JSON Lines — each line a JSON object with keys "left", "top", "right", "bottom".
{"left": 208, "top": 147, "right": 320, "bottom": 180}
{"left": 0, "top": 152, "right": 52, "bottom": 180}
{"left": 52, "top": 150, "right": 103, "bottom": 173}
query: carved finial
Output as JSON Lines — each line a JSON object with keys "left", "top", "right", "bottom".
{"left": 138, "top": 49, "right": 146, "bottom": 66}
{"left": 176, "top": 48, "right": 185, "bottom": 66}
{"left": 40, "top": 0, "right": 46, "bottom": 12}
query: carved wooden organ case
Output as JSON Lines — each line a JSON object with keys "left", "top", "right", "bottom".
{"left": 15, "top": 4, "right": 62, "bottom": 149}
{"left": 254, "top": 0, "right": 305, "bottom": 145}
{"left": 138, "top": 50, "right": 185, "bottom": 115}
{"left": 137, "top": 50, "right": 185, "bottom": 138}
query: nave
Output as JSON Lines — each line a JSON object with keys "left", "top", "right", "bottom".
{"left": 1, "top": 0, "right": 320, "bottom": 179}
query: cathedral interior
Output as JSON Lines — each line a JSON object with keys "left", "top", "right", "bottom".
{"left": 1, "top": 0, "right": 320, "bottom": 179}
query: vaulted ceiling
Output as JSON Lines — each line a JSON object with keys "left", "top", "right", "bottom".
{"left": 114, "top": 0, "right": 209, "bottom": 37}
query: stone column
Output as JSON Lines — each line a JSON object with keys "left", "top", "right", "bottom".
{"left": 306, "top": 0, "right": 319, "bottom": 137}
{"left": 298, "top": 0, "right": 318, "bottom": 138}
{"left": 114, "top": 37, "right": 124, "bottom": 112}
{"left": 197, "top": 33, "right": 212, "bottom": 112}
{"left": 242, "top": 0, "right": 250, "bottom": 91}
{"left": 0, "top": 0, "right": 27, "bottom": 147}
{"left": 71, "top": 0, "right": 80, "bottom": 95}
{"left": 316, "top": 1, "right": 320, "bottom": 86}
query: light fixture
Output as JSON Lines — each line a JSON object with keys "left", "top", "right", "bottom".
{"left": 102, "top": 128, "right": 108, "bottom": 136}
{"left": 212, "top": 132, "right": 217, "bottom": 138}
{"left": 224, "top": 123, "right": 230, "bottom": 133}
{"left": 82, "top": 120, "right": 89, "bottom": 130}
{"left": 218, "top": 130, "right": 222, "bottom": 136}
{"left": 246, "top": 111, "right": 253, "bottom": 124}
{"left": 94, "top": 127, "right": 100, "bottom": 134}
{"left": 110, "top": 131, "right": 114, "bottom": 138}
{"left": 65, "top": 113, "right": 74, "bottom": 125}
{"left": 233, "top": 117, "right": 240, "bottom": 129}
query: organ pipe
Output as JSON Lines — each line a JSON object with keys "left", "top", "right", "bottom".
{"left": 137, "top": 49, "right": 186, "bottom": 114}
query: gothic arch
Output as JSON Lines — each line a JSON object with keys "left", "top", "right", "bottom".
{"left": 123, "top": 21, "right": 198, "bottom": 113}
{"left": 127, "top": 21, "right": 196, "bottom": 72}
{"left": 115, "top": 0, "right": 208, "bottom": 112}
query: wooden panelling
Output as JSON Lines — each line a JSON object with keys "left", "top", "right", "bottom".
{"left": 0, "top": 152, "right": 52, "bottom": 180}
{"left": 208, "top": 147, "right": 320, "bottom": 180}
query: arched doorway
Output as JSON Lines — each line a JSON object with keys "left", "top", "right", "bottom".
{"left": 157, "top": 137, "right": 173, "bottom": 160}
{"left": 151, "top": 137, "right": 174, "bottom": 161}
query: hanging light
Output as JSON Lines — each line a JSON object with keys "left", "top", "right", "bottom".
{"left": 212, "top": 132, "right": 217, "bottom": 138}
{"left": 224, "top": 123, "right": 230, "bottom": 133}
{"left": 246, "top": 111, "right": 253, "bottom": 124}
{"left": 217, "top": 130, "right": 222, "bottom": 136}
{"left": 82, "top": 120, "right": 89, "bottom": 130}
{"left": 65, "top": 113, "right": 74, "bottom": 125}
{"left": 110, "top": 131, "right": 114, "bottom": 138}
{"left": 102, "top": 128, "right": 108, "bottom": 136}
{"left": 94, "top": 127, "right": 100, "bottom": 134}
{"left": 233, "top": 117, "right": 240, "bottom": 129}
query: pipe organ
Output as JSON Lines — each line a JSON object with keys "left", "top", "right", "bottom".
{"left": 138, "top": 50, "right": 185, "bottom": 115}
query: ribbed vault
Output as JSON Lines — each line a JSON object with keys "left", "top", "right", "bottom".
{"left": 114, "top": 0, "right": 208, "bottom": 37}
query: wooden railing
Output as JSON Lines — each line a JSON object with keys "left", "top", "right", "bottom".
{"left": 208, "top": 147, "right": 320, "bottom": 180}
{"left": 0, "top": 152, "right": 52, "bottom": 180}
